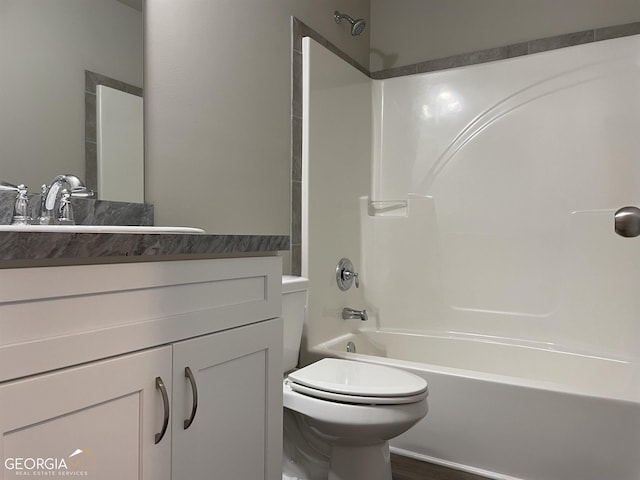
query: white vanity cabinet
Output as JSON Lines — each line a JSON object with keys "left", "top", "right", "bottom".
{"left": 0, "top": 256, "right": 283, "bottom": 480}
{"left": 171, "top": 320, "right": 282, "bottom": 480}
{"left": 0, "top": 346, "right": 173, "bottom": 480}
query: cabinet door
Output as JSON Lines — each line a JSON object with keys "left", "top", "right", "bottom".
{"left": 172, "top": 318, "right": 283, "bottom": 480}
{"left": 0, "top": 347, "right": 172, "bottom": 480}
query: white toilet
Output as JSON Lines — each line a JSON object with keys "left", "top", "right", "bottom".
{"left": 282, "top": 276, "right": 428, "bottom": 480}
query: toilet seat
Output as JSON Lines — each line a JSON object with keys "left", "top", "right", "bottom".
{"left": 287, "top": 358, "right": 428, "bottom": 405}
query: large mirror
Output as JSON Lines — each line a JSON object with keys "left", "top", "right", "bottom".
{"left": 0, "top": 0, "right": 143, "bottom": 202}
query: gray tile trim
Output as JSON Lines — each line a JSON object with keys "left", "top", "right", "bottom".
{"left": 85, "top": 141, "right": 97, "bottom": 194}
{"left": 85, "top": 92, "right": 97, "bottom": 143}
{"left": 292, "top": 17, "right": 368, "bottom": 76}
{"left": 85, "top": 70, "right": 129, "bottom": 94}
{"left": 371, "top": 64, "right": 417, "bottom": 80}
{"left": 291, "top": 181, "right": 301, "bottom": 245}
{"left": 288, "top": 17, "right": 639, "bottom": 275}
{"left": 528, "top": 29, "right": 594, "bottom": 54}
{"left": 84, "top": 70, "right": 143, "bottom": 195}
{"left": 291, "top": 245, "right": 301, "bottom": 277}
{"left": 416, "top": 43, "right": 528, "bottom": 74}
{"left": 292, "top": 51, "right": 303, "bottom": 118}
{"left": 292, "top": 116, "right": 302, "bottom": 182}
{"left": 373, "top": 22, "right": 640, "bottom": 78}
{"left": 595, "top": 21, "right": 640, "bottom": 41}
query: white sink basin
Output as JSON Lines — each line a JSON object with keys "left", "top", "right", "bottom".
{"left": 0, "top": 225, "right": 206, "bottom": 234}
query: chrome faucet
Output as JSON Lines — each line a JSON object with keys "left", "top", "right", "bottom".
{"left": 38, "top": 174, "right": 93, "bottom": 225}
{"left": 342, "top": 307, "right": 368, "bottom": 321}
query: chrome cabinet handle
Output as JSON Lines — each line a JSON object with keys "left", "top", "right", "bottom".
{"left": 184, "top": 366, "right": 198, "bottom": 430}
{"left": 155, "top": 376, "right": 170, "bottom": 444}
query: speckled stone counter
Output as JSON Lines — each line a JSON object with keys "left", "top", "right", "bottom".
{"left": 0, "top": 231, "right": 289, "bottom": 267}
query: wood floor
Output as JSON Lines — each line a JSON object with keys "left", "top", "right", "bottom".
{"left": 391, "top": 454, "right": 489, "bottom": 480}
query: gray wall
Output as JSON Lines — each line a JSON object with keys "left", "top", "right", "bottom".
{"left": 0, "top": 0, "right": 142, "bottom": 192}
{"left": 369, "top": 0, "right": 640, "bottom": 71}
{"left": 145, "top": 0, "right": 370, "bottom": 235}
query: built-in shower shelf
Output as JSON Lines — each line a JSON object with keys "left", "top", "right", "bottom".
{"left": 368, "top": 200, "right": 408, "bottom": 217}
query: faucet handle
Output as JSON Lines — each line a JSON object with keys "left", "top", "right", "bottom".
{"left": 336, "top": 257, "right": 360, "bottom": 291}
{"left": 342, "top": 269, "right": 359, "bottom": 288}
{"left": 57, "top": 189, "right": 75, "bottom": 225}
{"left": 10, "top": 184, "right": 32, "bottom": 225}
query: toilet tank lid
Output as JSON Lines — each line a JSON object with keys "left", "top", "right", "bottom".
{"left": 282, "top": 275, "right": 309, "bottom": 293}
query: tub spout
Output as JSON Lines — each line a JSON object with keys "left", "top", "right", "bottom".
{"left": 342, "top": 307, "right": 368, "bottom": 321}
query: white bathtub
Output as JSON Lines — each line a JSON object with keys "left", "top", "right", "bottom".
{"left": 312, "top": 330, "right": 640, "bottom": 480}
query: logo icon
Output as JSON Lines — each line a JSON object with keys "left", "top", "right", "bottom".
{"left": 67, "top": 448, "right": 96, "bottom": 472}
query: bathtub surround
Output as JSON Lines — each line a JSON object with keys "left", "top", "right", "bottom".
{"left": 289, "top": 19, "right": 640, "bottom": 275}
{"left": 371, "top": 35, "right": 640, "bottom": 361}
{"left": 298, "top": 21, "right": 640, "bottom": 480}
{"left": 290, "top": 18, "right": 370, "bottom": 275}
{"left": 299, "top": 37, "right": 371, "bottom": 358}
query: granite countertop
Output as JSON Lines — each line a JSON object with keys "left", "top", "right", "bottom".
{"left": 0, "top": 231, "right": 290, "bottom": 266}
{"left": 0, "top": 195, "right": 288, "bottom": 266}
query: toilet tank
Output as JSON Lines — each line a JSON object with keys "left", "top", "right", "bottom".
{"left": 282, "top": 276, "right": 308, "bottom": 373}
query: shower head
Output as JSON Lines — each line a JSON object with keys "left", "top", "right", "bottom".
{"left": 334, "top": 10, "right": 366, "bottom": 36}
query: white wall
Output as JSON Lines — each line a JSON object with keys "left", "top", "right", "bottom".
{"left": 0, "top": 0, "right": 142, "bottom": 192}
{"left": 369, "top": 0, "right": 640, "bottom": 71}
{"left": 144, "top": 0, "right": 369, "bottom": 235}
{"left": 300, "top": 38, "right": 371, "bottom": 362}
{"left": 369, "top": 35, "right": 640, "bottom": 359}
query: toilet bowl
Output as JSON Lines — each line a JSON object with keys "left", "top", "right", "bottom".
{"left": 282, "top": 276, "right": 428, "bottom": 480}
